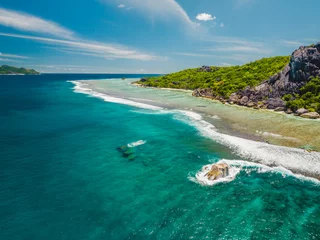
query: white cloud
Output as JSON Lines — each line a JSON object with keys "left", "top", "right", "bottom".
{"left": 0, "top": 53, "right": 29, "bottom": 59}
{"left": 220, "top": 62, "right": 232, "bottom": 66}
{"left": 0, "top": 57, "right": 20, "bottom": 62}
{"left": 0, "top": 8, "right": 74, "bottom": 39}
{"left": 279, "top": 40, "right": 303, "bottom": 46}
{"left": 102, "top": 0, "right": 196, "bottom": 28}
{"left": 0, "top": 32, "right": 163, "bottom": 61}
{"left": 220, "top": 23, "right": 224, "bottom": 28}
{"left": 118, "top": 4, "right": 125, "bottom": 8}
{"left": 196, "top": 13, "right": 216, "bottom": 21}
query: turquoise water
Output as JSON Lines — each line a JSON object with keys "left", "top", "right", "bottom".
{"left": 0, "top": 75, "right": 319, "bottom": 239}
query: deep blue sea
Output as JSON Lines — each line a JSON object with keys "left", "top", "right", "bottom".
{"left": 0, "top": 74, "right": 319, "bottom": 240}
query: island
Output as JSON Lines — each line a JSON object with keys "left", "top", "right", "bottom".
{"left": 135, "top": 43, "right": 320, "bottom": 119}
{"left": 0, "top": 65, "right": 39, "bottom": 75}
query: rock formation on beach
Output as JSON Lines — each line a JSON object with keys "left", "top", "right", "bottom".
{"left": 136, "top": 42, "right": 320, "bottom": 118}
{"left": 222, "top": 43, "right": 320, "bottom": 112}
{"left": 191, "top": 43, "right": 320, "bottom": 118}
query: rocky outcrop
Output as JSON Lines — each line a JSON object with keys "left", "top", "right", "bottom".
{"left": 198, "top": 65, "right": 212, "bottom": 72}
{"left": 192, "top": 88, "right": 214, "bottom": 98}
{"left": 192, "top": 42, "right": 320, "bottom": 116}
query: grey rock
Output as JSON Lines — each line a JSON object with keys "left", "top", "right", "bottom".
{"left": 198, "top": 66, "right": 212, "bottom": 72}
{"left": 274, "top": 107, "right": 285, "bottom": 111}
{"left": 300, "top": 112, "right": 320, "bottom": 119}
{"left": 229, "top": 93, "right": 239, "bottom": 102}
{"left": 266, "top": 98, "right": 285, "bottom": 109}
{"left": 286, "top": 108, "right": 293, "bottom": 114}
{"left": 296, "top": 108, "right": 309, "bottom": 115}
{"left": 246, "top": 101, "right": 256, "bottom": 107}
{"left": 240, "top": 96, "right": 249, "bottom": 105}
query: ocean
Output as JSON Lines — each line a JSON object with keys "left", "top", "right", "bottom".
{"left": 0, "top": 74, "right": 319, "bottom": 239}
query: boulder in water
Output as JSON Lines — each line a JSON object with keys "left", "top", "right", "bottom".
{"left": 204, "top": 163, "right": 229, "bottom": 180}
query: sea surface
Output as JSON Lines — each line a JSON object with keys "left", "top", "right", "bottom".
{"left": 0, "top": 74, "right": 319, "bottom": 240}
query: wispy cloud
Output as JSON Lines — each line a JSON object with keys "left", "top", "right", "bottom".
{"left": 0, "top": 53, "right": 29, "bottom": 59}
{"left": 0, "top": 32, "right": 163, "bottom": 61}
{"left": 216, "top": 54, "right": 263, "bottom": 63}
{"left": 118, "top": 4, "right": 126, "bottom": 8}
{"left": 206, "top": 45, "right": 272, "bottom": 54}
{"left": 0, "top": 8, "right": 75, "bottom": 39}
{"left": 279, "top": 40, "right": 303, "bottom": 46}
{"left": 220, "top": 62, "right": 232, "bottom": 66}
{"left": 0, "top": 57, "right": 20, "bottom": 62}
{"left": 175, "top": 52, "right": 213, "bottom": 57}
{"left": 103, "top": 0, "right": 196, "bottom": 28}
{"left": 196, "top": 13, "right": 216, "bottom": 21}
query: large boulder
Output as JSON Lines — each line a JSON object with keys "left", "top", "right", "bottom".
{"left": 300, "top": 112, "right": 320, "bottom": 119}
{"left": 240, "top": 96, "right": 249, "bottom": 105}
{"left": 296, "top": 108, "right": 309, "bottom": 115}
{"left": 229, "top": 93, "right": 239, "bottom": 102}
{"left": 290, "top": 44, "right": 320, "bottom": 82}
{"left": 192, "top": 88, "right": 214, "bottom": 98}
{"left": 204, "top": 163, "right": 229, "bottom": 180}
{"left": 266, "top": 98, "right": 285, "bottom": 109}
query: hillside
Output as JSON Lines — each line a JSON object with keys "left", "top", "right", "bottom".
{"left": 0, "top": 65, "right": 39, "bottom": 75}
{"left": 136, "top": 43, "right": 320, "bottom": 117}
{"left": 137, "top": 56, "right": 290, "bottom": 97}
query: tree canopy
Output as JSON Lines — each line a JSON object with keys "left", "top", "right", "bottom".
{"left": 137, "top": 56, "right": 290, "bottom": 97}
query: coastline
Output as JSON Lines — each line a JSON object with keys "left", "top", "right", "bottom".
{"left": 70, "top": 79, "right": 320, "bottom": 180}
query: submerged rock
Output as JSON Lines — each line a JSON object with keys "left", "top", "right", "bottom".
{"left": 116, "top": 145, "right": 136, "bottom": 160}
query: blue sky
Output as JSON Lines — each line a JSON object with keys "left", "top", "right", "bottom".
{"left": 0, "top": 0, "right": 319, "bottom": 73}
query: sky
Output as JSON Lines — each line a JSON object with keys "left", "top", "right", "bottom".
{"left": 0, "top": 0, "right": 319, "bottom": 73}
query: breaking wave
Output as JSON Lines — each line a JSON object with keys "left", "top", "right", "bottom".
{"left": 69, "top": 81, "right": 163, "bottom": 111}
{"left": 189, "top": 159, "right": 320, "bottom": 186}
{"left": 127, "top": 140, "right": 146, "bottom": 148}
{"left": 175, "top": 111, "right": 320, "bottom": 177}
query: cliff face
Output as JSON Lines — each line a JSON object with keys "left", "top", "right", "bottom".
{"left": 193, "top": 43, "right": 320, "bottom": 111}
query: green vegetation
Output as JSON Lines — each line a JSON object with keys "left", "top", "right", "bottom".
{"left": 285, "top": 77, "right": 320, "bottom": 113}
{"left": 0, "top": 65, "right": 39, "bottom": 75}
{"left": 137, "top": 56, "right": 290, "bottom": 97}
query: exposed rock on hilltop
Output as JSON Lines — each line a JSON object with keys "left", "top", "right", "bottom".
{"left": 136, "top": 43, "right": 320, "bottom": 118}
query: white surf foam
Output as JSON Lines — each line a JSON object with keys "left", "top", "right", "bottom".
{"left": 69, "top": 81, "right": 163, "bottom": 111}
{"left": 190, "top": 159, "right": 320, "bottom": 186}
{"left": 127, "top": 140, "right": 146, "bottom": 148}
{"left": 256, "top": 131, "right": 299, "bottom": 141}
{"left": 176, "top": 111, "right": 320, "bottom": 177}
